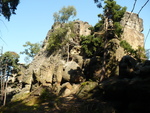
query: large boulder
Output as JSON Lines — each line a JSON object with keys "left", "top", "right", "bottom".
{"left": 119, "top": 55, "right": 137, "bottom": 78}
{"left": 76, "top": 81, "right": 98, "bottom": 99}
{"left": 63, "top": 61, "right": 84, "bottom": 83}
{"left": 134, "top": 60, "right": 150, "bottom": 78}
{"left": 59, "top": 82, "right": 80, "bottom": 97}
{"left": 100, "top": 76, "right": 150, "bottom": 113}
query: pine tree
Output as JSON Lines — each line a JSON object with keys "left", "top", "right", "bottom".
{"left": 95, "top": 0, "right": 126, "bottom": 37}
{"left": 94, "top": 0, "right": 126, "bottom": 81}
{"left": 0, "top": 0, "right": 20, "bottom": 20}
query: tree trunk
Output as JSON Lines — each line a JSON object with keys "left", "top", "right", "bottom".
{"left": 67, "top": 43, "right": 70, "bottom": 62}
{"left": 100, "top": 17, "right": 109, "bottom": 82}
{"left": 3, "top": 64, "right": 7, "bottom": 106}
{"left": 3, "top": 81, "right": 7, "bottom": 106}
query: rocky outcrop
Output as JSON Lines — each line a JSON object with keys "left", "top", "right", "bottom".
{"left": 10, "top": 12, "right": 145, "bottom": 102}
{"left": 119, "top": 55, "right": 137, "bottom": 78}
{"left": 119, "top": 55, "right": 150, "bottom": 79}
{"left": 121, "top": 12, "right": 144, "bottom": 49}
{"left": 10, "top": 21, "right": 91, "bottom": 100}
{"left": 1, "top": 11, "right": 150, "bottom": 113}
{"left": 100, "top": 76, "right": 150, "bottom": 113}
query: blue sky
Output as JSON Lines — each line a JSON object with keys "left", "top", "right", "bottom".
{"left": 0, "top": 0, "right": 149, "bottom": 63}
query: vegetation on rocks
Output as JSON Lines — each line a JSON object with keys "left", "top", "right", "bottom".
{"left": 94, "top": 0, "right": 126, "bottom": 37}
{"left": 80, "top": 35, "right": 104, "bottom": 57}
{"left": 120, "top": 40, "right": 147, "bottom": 61}
{"left": 0, "top": 0, "right": 149, "bottom": 113}
{"left": 47, "top": 26, "right": 68, "bottom": 52}
{"left": 120, "top": 40, "right": 136, "bottom": 54}
{"left": 53, "top": 6, "right": 77, "bottom": 23}
{"left": 46, "top": 22, "right": 76, "bottom": 53}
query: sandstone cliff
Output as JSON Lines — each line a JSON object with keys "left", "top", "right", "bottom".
{"left": 110, "top": 12, "right": 145, "bottom": 61}
{"left": 121, "top": 12, "right": 144, "bottom": 49}
{"left": 10, "top": 12, "right": 145, "bottom": 101}
{"left": 11, "top": 21, "right": 92, "bottom": 101}
{"left": 2, "top": 12, "right": 150, "bottom": 113}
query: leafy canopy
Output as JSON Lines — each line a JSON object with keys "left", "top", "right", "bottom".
{"left": 120, "top": 40, "right": 135, "bottom": 54}
{"left": 120, "top": 40, "right": 147, "bottom": 61}
{"left": 53, "top": 6, "right": 77, "bottom": 23}
{"left": 47, "top": 27, "right": 68, "bottom": 52}
{"left": 20, "top": 41, "right": 41, "bottom": 58}
{"left": 94, "top": 0, "right": 126, "bottom": 37}
{"left": 47, "top": 22, "right": 75, "bottom": 52}
{"left": 0, "top": 51, "right": 20, "bottom": 74}
{"left": 0, "top": 0, "right": 20, "bottom": 20}
{"left": 20, "top": 41, "right": 41, "bottom": 63}
{"left": 81, "top": 35, "right": 104, "bottom": 57}
{"left": 47, "top": 6, "right": 77, "bottom": 53}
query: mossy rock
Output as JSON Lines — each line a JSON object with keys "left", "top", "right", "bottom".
{"left": 76, "top": 81, "right": 98, "bottom": 99}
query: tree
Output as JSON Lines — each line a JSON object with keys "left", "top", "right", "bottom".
{"left": 47, "top": 22, "right": 76, "bottom": 55}
{"left": 94, "top": 0, "right": 103, "bottom": 8}
{"left": 0, "top": 51, "right": 20, "bottom": 75}
{"left": 20, "top": 41, "right": 41, "bottom": 63}
{"left": 93, "top": 0, "right": 126, "bottom": 81}
{"left": 0, "top": 51, "right": 19, "bottom": 105}
{"left": 0, "top": 0, "right": 20, "bottom": 20}
{"left": 53, "top": 6, "right": 77, "bottom": 23}
{"left": 95, "top": 0, "right": 126, "bottom": 37}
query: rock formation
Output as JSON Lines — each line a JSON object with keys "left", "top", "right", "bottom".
{"left": 9, "top": 12, "right": 145, "bottom": 102}
{"left": 10, "top": 21, "right": 91, "bottom": 100}
{"left": 121, "top": 12, "right": 144, "bottom": 49}
{"left": 2, "top": 12, "right": 150, "bottom": 113}
{"left": 106, "top": 12, "right": 145, "bottom": 62}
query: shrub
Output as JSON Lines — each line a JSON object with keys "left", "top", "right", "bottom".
{"left": 120, "top": 40, "right": 135, "bottom": 55}
{"left": 80, "top": 35, "right": 104, "bottom": 57}
{"left": 46, "top": 22, "right": 75, "bottom": 53}
{"left": 47, "top": 28, "right": 67, "bottom": 52}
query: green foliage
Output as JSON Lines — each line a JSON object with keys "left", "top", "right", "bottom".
{"left": 81, "top": 35, "right": 104, "bottom": 57}
{"left": 20, "top": 41, "right": 41, "bottom": 59}
{"left": 47, "top": 28, "right": 68, "bottom": 52}
{"left": 20, "top": 41, "right": 41, "bottom": 64}
{"left": 88, "top": 27, "right": 95, "bottom": 35}
{"left": 120, "top": 41, "right": 147, "bottom": 62}
{"left": 53, "top": 6, "right": 77, "bottom": 23}
{"left": 95, "top": 0, "right": 127, "bottom": 37}
{"left": 0, "top": 51, "right": 20, "bottom": 74}
{"left": 47, "top": 22, "right": 75, "bottom": 52}
{"left": 94, "top": 20, "right": 104, "bottom": 32}
{"left": 120, "top": 40, "right": 135, "bottom": 55}
{"left": 0, "top": 0, "right": 20, "bottom": 20}
{"left": 135, "top": 46, "right": 147, "bottom": 62}
{"left": 53, "top": 12, "right": 60, "bottom": 22}
{"left": 104, "top": 0, "right": 126, "bottom": 22}
{"left": 88, "top": 27, "right": 94, "bottom": 32}
{"left": 113, "top": 22, "right": 123, "bottom": 37}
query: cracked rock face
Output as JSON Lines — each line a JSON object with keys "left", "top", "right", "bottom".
{"left": 11, "top": 13, "right": 145, "bottom": 101}
{"left": 17, "top": 21, "right": 89, "bottom": 93}
{"left": 121, "top": 12, "right": 143, "bottom": 32}
{"left": 120, "top": 12, "right": 144, "bottom": 49}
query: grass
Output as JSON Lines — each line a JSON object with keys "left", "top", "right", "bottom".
{"left": 0, "top": 87, "right": 60, "bottom": 113}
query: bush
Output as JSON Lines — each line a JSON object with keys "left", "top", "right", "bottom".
{"left": 46, "top": 22, "right": 75, "bottom": 53}
{"left": 80, "top": 35, "right": 104, "bottom": 57}
{"left": 120, "top": 40, "right": 135, "bottom": 55}
{"left": 47, "top": 28, "right": 68, "bottom": 52}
